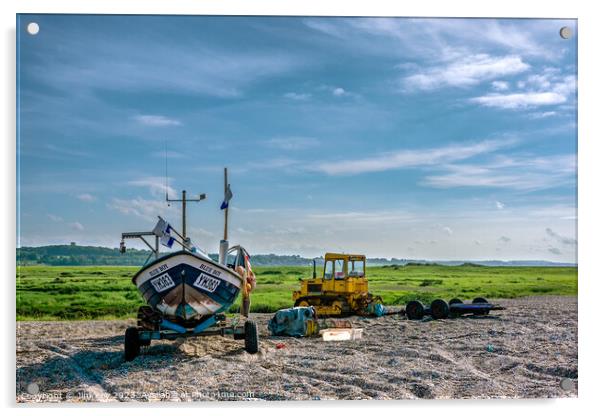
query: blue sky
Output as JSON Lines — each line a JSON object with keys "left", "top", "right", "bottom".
{"left": 17, "top": 15, "right": 577, "bottom": 261}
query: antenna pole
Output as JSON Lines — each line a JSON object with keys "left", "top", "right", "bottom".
{"left": 166, "top": 189, "right": 206, "bottom": 250}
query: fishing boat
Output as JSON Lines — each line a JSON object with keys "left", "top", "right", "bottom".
{"left": 132, "top": 246, "right": 249, "bottom": 320}
{"left": 120, "top": 167, "right": 259, "bottom": 361}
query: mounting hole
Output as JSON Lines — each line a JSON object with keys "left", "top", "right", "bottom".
{"left": 559, "top": 26, "right": 572, "bottom": 40}
{"left": 27, "top": 22, "right": 40, "bottom": 35}
{"left": 560, "top": 378, "right": 575, "bottom": 391}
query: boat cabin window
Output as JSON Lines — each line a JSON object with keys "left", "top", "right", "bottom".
{"left": 324, "top": 260, "right": 334, "bottom": 280}
{"left": 334, "top": 259, "right": 345, "bottom": 279}
{"left": 348, "top": 259, "right": 365, "bottom": 277}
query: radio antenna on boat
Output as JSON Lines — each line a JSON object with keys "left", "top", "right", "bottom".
{"left": 166, "top": 190, "right": 206, "bottom": 248}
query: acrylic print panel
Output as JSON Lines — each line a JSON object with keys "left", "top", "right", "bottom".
{"left": 16, "top": 15, "right": 577, "bottom": 402}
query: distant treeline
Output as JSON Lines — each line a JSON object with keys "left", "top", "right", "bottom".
{"left": 16, "top": 245, "right": 576, "bottom": 267}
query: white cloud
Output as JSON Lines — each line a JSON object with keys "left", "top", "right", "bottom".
{"left": 47, "top": 214, "right": 63, "bottom": 222}
{"left": 422, "top": 154, "right": 576, "bottom": 191}
{"left": 442, "top": 226, "right": 453, "bottom": 235}
{"left": 401, "top": 54, "right": 530, "bottom": 91}
{"left": 491, "top": 81, "right": 509, "bottom": 91}
{"left": 308, "top": 210, "right": 414, "bottom": 223}
{"left": 499, "top": 236, "right": 511, "bottom": 243}
{"left": 495, "top": 201, "right": 505, "bottom": 210}
{"left": 284, "top": 92, "right": 311, "bottom": 101}
{"left": 76, "top": 193, "right": 96, "bottom": 202}
{"left": 528, "top": 111, "right": 557, "bottom": 119}
{"left": 470, "top": 92, "right": 566, "bottom": 109}
{"left": 314, "top": 138, "right": 515, "bottom": 175}
{"left": 69, "top": 222, "right": 84, "bottom": 231}
{"left": 133, "top": 115, "right": 181, "bottom": 127}
{"left": 471, "top": 74, "right": 576, "bottom": 110}
{"left": 128, "top": 177, "right": 175, "bottom": 198}
{"left": 264, "top": 136, "right": 319, "bottom": 150}
{"left": 332, "top": 87, "right": 347, "bottom": 96}
{"left": 108, "top": 197, "right": 174, "bottom": 222}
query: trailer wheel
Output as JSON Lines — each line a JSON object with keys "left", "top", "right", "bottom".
{"left": 472, "top": 297, "right": 489, "bottom": 315}
{"left": 244, "top": 320, "right": 259, "bottom": 354}
{"left": 405, "top": 300, "right": 425, "bottom": 320}
{"left": 431, "top": 299, "right": 450, "bottom": 319}
{"left": 124, "top": 327, "right": 140, "bottom": 361}
{"left": 449, "top": 298, "right": 463, "bottom": 305}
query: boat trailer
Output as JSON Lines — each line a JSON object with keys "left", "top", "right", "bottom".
{"left": 125, "top": 307, "right": 258, "bottom": 361}
{"left": 404, "top": 297, "right": 505, "bottom": 320}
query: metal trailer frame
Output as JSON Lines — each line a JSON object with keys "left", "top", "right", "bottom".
{"left": 404, "top": 297, "right": 505, "bottom": 320}
{"left": 124, "top": 311, "right": 258, "bottom": 361}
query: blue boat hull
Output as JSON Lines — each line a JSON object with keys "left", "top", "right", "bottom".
{"left": 132, "top": 251, "right": 243, "bottom": 320}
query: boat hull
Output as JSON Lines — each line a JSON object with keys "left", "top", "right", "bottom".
{"left": 132, "top": 251, "right": 243, "bottom": 320}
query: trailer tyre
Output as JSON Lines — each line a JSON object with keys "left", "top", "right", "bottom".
{"left": 449, "top": 298, "right": 463, "bottom": 305}
{"left": 431, "top": 299, "right": 450, "bottom": 319}
{"left": 124, "top": 327, "right": 140, "bottom": 361}
{"left": 244, "top": 320, "right": 259, "bottom": 354}
{"left": 406, "top": 300, "right": 425, "bottom": 320}
{"left": 472, "top": 297, "right": 489, "bottom": 315}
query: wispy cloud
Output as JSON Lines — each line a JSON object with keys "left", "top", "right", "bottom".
{"left": 108, "top": 197, "right": 174, "bottom": 222}
{"left": 76, "top": 193, "right": 96, "bottom": 202}
{"left": 499, "top": 236, "right": 511, "bottom": 243}
{"left": 471, "top": 73, "right": 576, "bottom": 110}
{"left": 402, "top": 54, "right": 530, "bottom": 91}
{"left": 47, "top": 214, "right": 63, "bottom": 222}
{"left": 284, "top": 92, "right": 311, "bottom": 101}
{"left": 133, "top": 115, "right": 181, "bottom": 127}
{"left": 470, "top": 92, "right": 566, "bottom": 109}
{"left": 491, "top": 81, "right": 510, "bottom": 91}
{"left": 69, "top": 221, "right": 85, "bottom": 231}
{"left": 264, "top": 137, "right": 319, "bottom": 150}
{"left": 31, "top": 32, "right": 304, "bottom": 98}
{"left": 546, "top": 227, "right": 577, "bottom": 245}
{"left": 127, "top": 177, "right": 175, "bottom": 198}
{"left": 495, "top": 201, "right": 505, "bottom": 210}
{"left": 314, "top": 138, "right": 515, "bottom": 175}
{"left": 422, "top": 154, "right": 576, "bottom": 191}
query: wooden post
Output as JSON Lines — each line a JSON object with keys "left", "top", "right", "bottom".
{"left": 182, "top": 189, "right": 187, "bottom": 240}
{"left": 223, "top": 167, "right": 228, "bottom": 241}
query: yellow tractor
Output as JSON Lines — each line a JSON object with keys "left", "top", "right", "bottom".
{"left": 292, "top": 253, "right": 385, "bottom": 316}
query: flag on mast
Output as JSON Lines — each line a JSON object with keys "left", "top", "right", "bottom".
{"left": 220, "top": 184, "right": 233, "bottom": 210}
{"left": 152, "top": 218, "right": 175, "bottom": 248}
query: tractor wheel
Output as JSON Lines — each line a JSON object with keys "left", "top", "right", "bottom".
{"left": 405, "top": 300, "right": 425, "bottom": 320}
{"left": 449, "top": 298, "right": 463, "bottom": 305}
{"left": 124, "top": 327, "right": 140, "bottom": 361}
{"left": 294, "top": 298, "right": 311, "bottom": 307}
{"left": 431, "top": 299, "right": 450, "bottom": 319}
{"left": 244, "top": 320, "right": 259, "bottom": 354}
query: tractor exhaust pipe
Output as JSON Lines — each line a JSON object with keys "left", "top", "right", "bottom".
{"left": 313, "top": 259, "right": 317, "bottom": 279}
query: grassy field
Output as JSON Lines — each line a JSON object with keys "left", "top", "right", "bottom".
{"left": 16, "top": 264, "right": 577, "bottom": 320}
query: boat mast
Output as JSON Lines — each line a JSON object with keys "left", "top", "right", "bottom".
{"left": 219, "top": 167, "right": 230, "bottom": 265}
{"left": 223, "top": 167, "right": 229, "bottom": 241}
